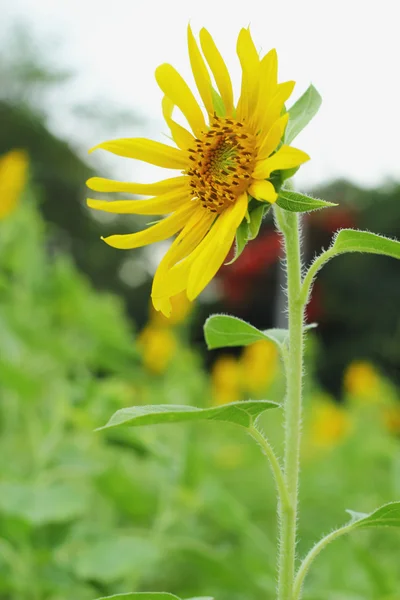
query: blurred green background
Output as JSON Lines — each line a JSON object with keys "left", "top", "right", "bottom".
{"left": 1, "top": 16, "right": 400, "bottom": 600}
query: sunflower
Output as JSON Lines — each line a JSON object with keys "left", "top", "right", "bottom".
{"left": 87, "top": 26, "right": 310, "bottom": 317}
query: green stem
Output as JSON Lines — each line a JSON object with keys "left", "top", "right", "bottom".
{"left": 299, "top": 248, "right": 336, "bottom": 307}
{"left": 293, "top": 523, "right": 354, "bottom": 599}
{"left": 275, "top": 207, "right": 304, "bottom": 600}
{"left": 248, "top": 425, "right": 291, "bottom": 512}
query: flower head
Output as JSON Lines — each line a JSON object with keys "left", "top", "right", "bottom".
{"left": 0, "top": 150, "right": 28, "bottom": 221}
{"left": 87, "top": 27, "right": 309, "bottom": 317}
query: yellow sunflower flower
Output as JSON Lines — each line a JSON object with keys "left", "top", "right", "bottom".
{"left": 0, "top": 149, "right": 28, "bottom": 221}
{"left": 87, "top": 26, "right": 309, "bottom": 317}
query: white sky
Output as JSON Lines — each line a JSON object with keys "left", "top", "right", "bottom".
{"left": 3, "top": 0, "right": 400, "bottom": 189}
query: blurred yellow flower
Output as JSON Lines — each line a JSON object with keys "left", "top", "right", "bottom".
{"left": 344, "top": 361, "right": 381, "bottom": 402}
{"left": 150, "top": 290, "right": 192, "bottom": 326}
{"left": 211, "top": 355, "right": 241, "bottom": 405}
{"left": 309, "top": 398, "right": 352, "bottom": 449}
{"left": 0, "top": 149, "right": 28, "bottom": 221}
{"left": 383, "top": 405, "right": 400, "bottom": 435}
{"left": 138, "top": 324, "right": 177, "bottom": 374}
{"left": 240, "top": 339, "right": 278, "bottom": 395}
{"left": 87, "top": 26, "right": 309, "bottom": 317}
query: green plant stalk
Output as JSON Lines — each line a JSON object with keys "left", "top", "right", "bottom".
{"left": 293, "top": 523, "right": 355, "bottom": 599}
{"left": 275, "top": 207, "right": 304, "bottom": 600}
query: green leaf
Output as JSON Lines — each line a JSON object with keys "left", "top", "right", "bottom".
{"left": 97, "top": 400, "right": 279, "bottom": 432}
{"left": 74, "top": 538, "right": 159, "bottom": 584}
{"left": 204, "top": 314, "right": 317, "bottom": 350}
{"left": 204, "top": 314, "right": 287, "bottom": 349}
{"left": 277, "top": 190, "right": 337, "bottom": 213}
{"left": 347, "top": 502, "right": 400, "bottom": 529}
{"left": 95, "top": 594, "right": 181, "bottom": 600}
{"left": 285, "top": 84, "right": 322, "bottom": 144}
{"left": 331, "top": 229, "right": 400, "bottom": 260}
{"left": 211, "top": 87, "right": 225, "bottom": 117}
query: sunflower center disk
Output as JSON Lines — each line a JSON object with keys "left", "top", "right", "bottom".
{"left": 187, "top": 116, "right": 257, "bottom": 213}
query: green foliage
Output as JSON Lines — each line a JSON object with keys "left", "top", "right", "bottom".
{"left": 285, "top": 85, "right": 322, "bottom": 145}
{"left": 98, "top": 401, "right": 279, "bottom": 431}
{"left": 204, "top": 314, "right": 288, "bottom": 349}
{"left": 1, "top": 189, "right": 400, "bottom": 600}
{"left": 277, "top": 190, "right": 337, "bottom": 213}
{"left": 331, "top": 229, "right": 400, "bottom": 260}
{"left": 347, "top": 502, "right": 400, "bottom": 529}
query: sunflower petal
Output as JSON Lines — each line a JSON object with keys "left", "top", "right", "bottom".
{"left": 248, "top": 180, "right": 278, "bottom": 204}
{"left": 258, "top": 81, "right": 295, "bottom": 140}
{"left": 187, "top": 25, "right": 214, "bottom": 116}
{"left": 187, "top": 192, "right": 248, "bottom": 300}
{"left": 253, "top": 145, "right": 310, "bottom": 180}
{"left": 199, "top": 28, "right": 234, "bottom": 117}
{"left": 87, "top": 188, "right": 189, "bottom": 215}
{"left": 155, "top": 64, "right": 206, "bottom": 137}
{"left": 90, "top": 138, "right": 187, "bottom": 169}
{"left": 254, "top": 49, "right": 278, "bottom": 121}
{"left": 102, "top": 202, "right": 196, "bottom": 250}
{"left": 152, "top": 207, "right": 215, "bottom": 313}
{"left": 236, "top": 28, "right": 260, "bottom": 121}
{"left": 86, "top": 176, "right": 188, "bottom": 195}
{"left": 257, "top": 113, "right": 289, "bottom": 161}
{"left": 162, "top": 96, "right": 194, "bottom": 150}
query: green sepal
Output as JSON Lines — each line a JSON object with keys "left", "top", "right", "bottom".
{"left": 97, "top": 400, "right": 280, "bottom": 432}
{"left": 211, "top": 87, "right": 225, "bottom": 117}
{"left": 228, "top": 201, "right": 271, "bottom": 264}
{"left": 95, "top": 595, "right": 180, "bottom": 600}
{"left": 277, "top": 190, "right": 337, "bottom": 213}
{"left": 285, "top": 84, "right": 322, "bottom": 144}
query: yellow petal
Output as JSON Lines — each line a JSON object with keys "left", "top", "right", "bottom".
{"left": 187, "top": 192, "right": 248, "bottom": 300}
{"left": 253, "top": 145, "right": 310, "bottom": 180}
{"left": 162, "top": 96, "right": 194, "bottom": 150}
{"left": 90, "top": 138, "right": 188, "bottom": 169}
{"left": 248, "top": 180, "right": 277, "bottom": 204}
{"left": 254, "top": 49, "right": 278, "bottom": 123}
{"left": 200, "top": 28, "right": 234, "bottom": 116}
{"left": 86, "top": 175, "right": 188, "bottom": 195}
{"left": 187, "top": 25, "right": 214, "bottom": 116}
{"left": 102, "top": 201, "right": 196, "bottom": 250}
{"left": 87, "top": 188, "right": 189, "bottom": 215}
{"left": 258, "top": 81, "right": 295, "bottom": 139}
{"left": 152, "top": 207, "right": 215, "bottom": 313}
{"left": 256, "top": 113, "right": 289, "bottom": 161}
{"left": 236, "top": 28, "right": 260, "bottom": 121}
{"left": 155, "top": 64, "right": 206, "bottom": 137}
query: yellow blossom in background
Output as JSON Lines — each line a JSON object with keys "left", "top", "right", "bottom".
{"left": 308, "top": 397, "right": 352, "bottom": 450}
{"left": 383, "top": 405, "right": 400, "bottom": 436}
{"left": 211, "top": 355, "right": 241, "bottom": 405}
{"left": 138, "top": 324, "right": 177, "bottom": 374}
{"left": 87, "top": 26, "right": 309, "bottom": 317}
{"left": 240, "top": 339, "right": 278, "bottom": 395}
{"left": 344, "top": 360, "right": 381, "bottom": 402}
{"left": 150, "top": 290, "right": 192, "bottom": 326}
{"left": 0, "top": 150, "right": 28, "bottom": 221}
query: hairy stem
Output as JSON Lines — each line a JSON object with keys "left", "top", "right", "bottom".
{"left": 275, "top": 207, "right": 304, "bottom": 600}
{"left": 248, "top": 425, "right": 291, "bottom": 512}
{"left": 293, "top": 524, "right": 355, "bottom": 599}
